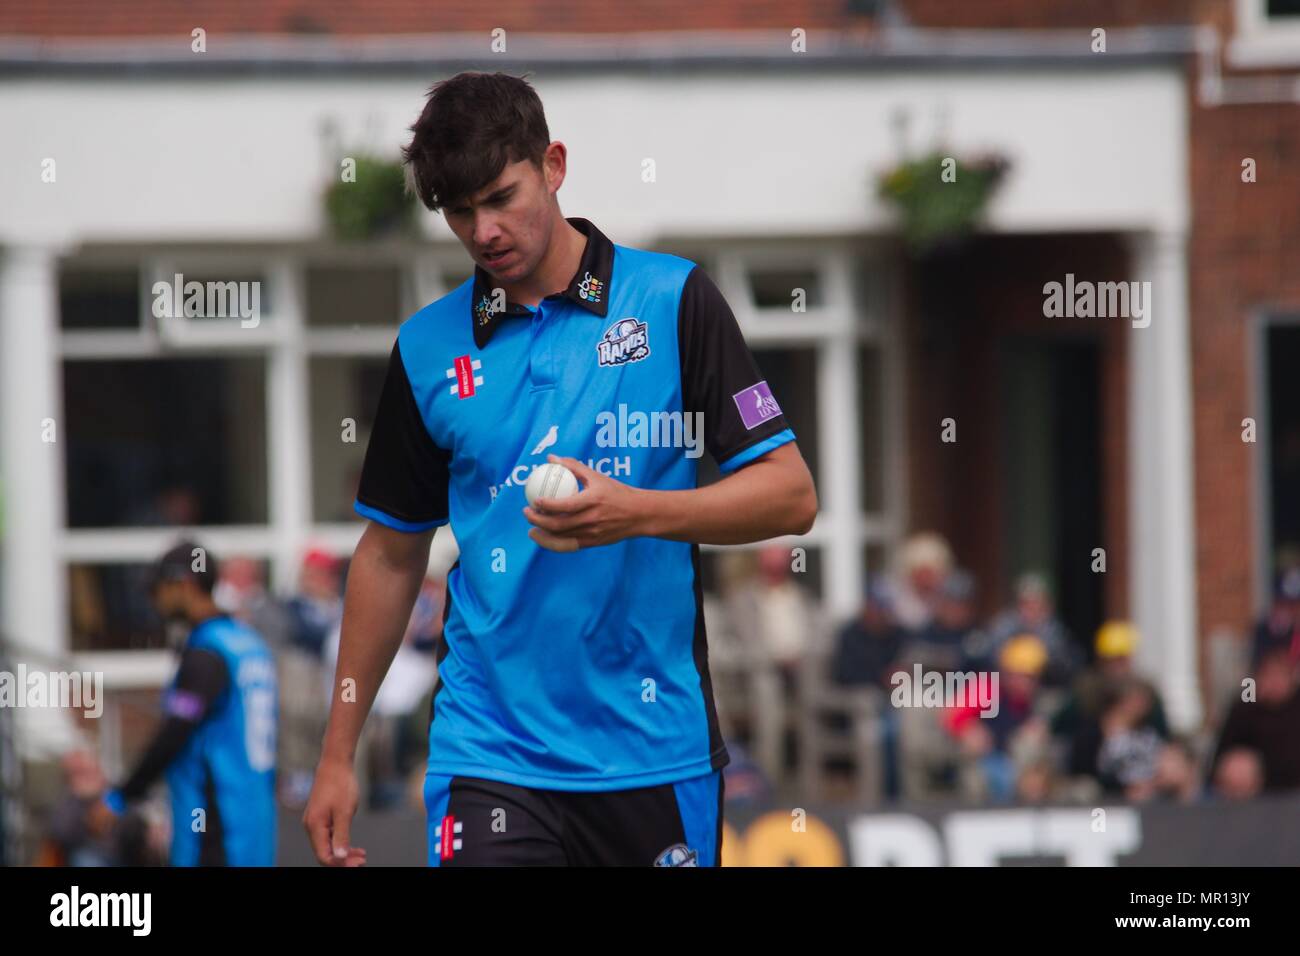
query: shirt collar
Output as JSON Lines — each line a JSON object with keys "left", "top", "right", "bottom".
{"left": 470, "top": 216, "right": 614, "bottom": 349}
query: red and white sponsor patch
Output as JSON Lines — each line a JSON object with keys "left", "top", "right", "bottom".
{"left": 446, "top": 355, "right": 483, "bottom": 398}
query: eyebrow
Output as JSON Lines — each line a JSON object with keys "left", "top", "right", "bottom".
{"left": 453, "top": 184, "right": 515, "bottom": 211}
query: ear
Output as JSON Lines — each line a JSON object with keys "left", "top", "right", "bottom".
{"left": 544, "top": 142, "right": 567, "bottom": 192}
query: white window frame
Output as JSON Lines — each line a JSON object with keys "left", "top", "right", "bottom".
{"left": 1230, "top": 0, "right": 1300, "bottom": 66}
{"left": 57, "top": 242, "right": 471, "bottom": 673}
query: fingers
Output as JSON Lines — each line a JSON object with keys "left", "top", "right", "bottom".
{"left": 528, "top": 527, "right": 580, "bottom": 553}
{"left": 523, "top": 505, "right": 592, "bottom": 535}
{"left": 529, "top": 492, "right": 595, "bottom": 515}
{"left": 547, "top": 454, "right": 595, "bottom": 487}
{"left": 304, "top": 807, "right": 336, "bottom": 866}
{"left": 331, "top": 812, "right": 353, "bottom": 864}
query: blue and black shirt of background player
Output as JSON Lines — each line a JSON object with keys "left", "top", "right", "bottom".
{"left": 103, "top": 627, "right": 231, "bottom": 865}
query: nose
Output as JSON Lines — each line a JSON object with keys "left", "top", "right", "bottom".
{"left": 472, "top": 214, "right": 504, "bottom": 252}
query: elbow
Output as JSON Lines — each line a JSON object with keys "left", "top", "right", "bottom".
{"left": 789, "top": 479, "right": 818, "bottom": 536}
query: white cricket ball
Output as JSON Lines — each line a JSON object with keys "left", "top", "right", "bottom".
{"left": 524, "top": 462, "right": 580, "bottom": 507}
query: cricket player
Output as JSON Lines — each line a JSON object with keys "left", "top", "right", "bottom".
{"left": 304, "top": 72, "right": 817, "bottom": 867}
{"left": 100, "top": 541, "right": 278, "bottom": 866}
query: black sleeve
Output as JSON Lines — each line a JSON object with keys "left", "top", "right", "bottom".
{"left": 118, "top": 647, "right": 229, "bottom": 802}
{"left": 355, "top": 340, "right": 451, "bottom": 530}
{"left": 677, "top": 265, "right": 794, "bottom": 472}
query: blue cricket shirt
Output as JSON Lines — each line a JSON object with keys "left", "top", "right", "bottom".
{"left": 355, "top": 217, "right": 796, "bottom": 790}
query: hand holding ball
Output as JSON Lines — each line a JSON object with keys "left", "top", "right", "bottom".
{"left": 524, "top": 462, "right": 580, "bottom": 508}
{"left": 525, "top": 462, "right": 583, "bottom": 553}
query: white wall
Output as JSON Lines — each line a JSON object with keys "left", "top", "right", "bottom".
{"left": 0, "top": 67, "right": 1188, "bottom": 246}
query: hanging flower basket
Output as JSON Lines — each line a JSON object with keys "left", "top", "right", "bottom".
{"left": 323, "top": 154, "right": 417, "bottom": 241}
{"left": 876, "top": 152, "right": 1010, "bottom": 254}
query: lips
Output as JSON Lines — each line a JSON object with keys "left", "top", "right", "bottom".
{"left": 483, "top": 248, "right": 512, "bottom": 267}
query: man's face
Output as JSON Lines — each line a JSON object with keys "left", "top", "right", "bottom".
{"left": 1257, "top": 653, "right": 1298, "bottom": 704}
{"left": 1019, "top": 592, "right": 1050, "bottom": 625}
{"left": 443, "top": 150, "right": 560, "bottom": 283}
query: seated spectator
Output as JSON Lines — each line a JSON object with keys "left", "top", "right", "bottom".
{"left": 284, "top": 548, "right": 343, "bottom": 658}
{"left": 830, "top": 578, "right": 906, "bottom": 798}
{"left": 1253, "top": 567, "right": 1300, "bottom": 665}
{"left": 947, "top": 633, "right": 1051, "bottom": 804}
{"left": 1210, "top": 644, "right": 1300, "bottom": 799}
{"left": 1092, "top": 678, "right": 1167, "bottom": 800}
{"left": 974, "top": 572, "right": 1081, "bottom": 687}
{"left": 832, "top": 579, "right": 905, "bottom": 688}
{"left": 1055, "top": 621, "right": 1170, "bottom": 784}
{"left": 1152, "top": 738, "right": 1200, "bottom": 803}
{"left": 891, "top": 532, "right": 954, "bottom": 634}
{"left": 901, "top": 569, "right": 983, "bottom": 674}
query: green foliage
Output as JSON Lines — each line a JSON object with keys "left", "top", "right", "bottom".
{"left": 323, "top": 155, "right": 416, "bottom": 241}
{"left": 876, "top": 152, "right": 1009, "bottom": 253}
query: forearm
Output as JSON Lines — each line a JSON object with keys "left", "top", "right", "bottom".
{"left": 117, "top": 717, "right": 201, "bottom": 802}
{"left": 638, "top": 450, "right": 817, "bottom": 545}
{"left": 320, "top": 524, "right": 431, "bottom": 765}
{"left": 109, "top": 646, "right": 228, "bottom": 806}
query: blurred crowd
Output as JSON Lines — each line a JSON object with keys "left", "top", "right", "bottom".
{"left": 709, "top": 532, "right": 1300, "bottom": 809}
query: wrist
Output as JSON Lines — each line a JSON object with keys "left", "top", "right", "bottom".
{"left": 319, "top": 746, "right": 356, "bottom": 769}
{"left": 632, "top": 486, "right": 667, "bottom": 539}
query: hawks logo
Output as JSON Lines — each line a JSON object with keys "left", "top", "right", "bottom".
{"left": 596, "top": 318, "right": 650, "bottom": 367}
{"left": 577, "top": 270, "right": 604, "bottom": 304}
{"left": 473, "top": 294, "right": 495, "bottom": 327}
{"left": 653, "top": 843, "right": 699, "bottom": 867}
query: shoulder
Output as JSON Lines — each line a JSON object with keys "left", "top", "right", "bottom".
{"left": 397, "top": 277, "right": 474, "bottom": 358}
{"left": 193, "top": 616, "right": 267, "bottom": 659}
{"left": 613, "top": 243, "right": 700, "bottom": 297}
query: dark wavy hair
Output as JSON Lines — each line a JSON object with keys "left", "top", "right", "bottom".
{"left": 401, "top": 71, "right": 551, "bottom": 213}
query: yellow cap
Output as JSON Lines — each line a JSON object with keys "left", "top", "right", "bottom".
{"left": 1095, "top": 621, "right": 1138, "bottom": 658}
{"left": 1000, "top": 633, "right": 1049, "bottom": 675}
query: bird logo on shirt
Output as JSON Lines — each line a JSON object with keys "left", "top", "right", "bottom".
{"left": 530, "top": 425, "right": 559, "bottom": 456}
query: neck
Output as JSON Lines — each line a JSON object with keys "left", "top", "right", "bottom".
{"left": 504, "top": 214, "right": 585, "bottom": 308}
{"left": 190, "top": 599, "right": 223, "bottom": 624}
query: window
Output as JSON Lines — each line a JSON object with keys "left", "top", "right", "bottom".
{"left": 63, "top": 357, "right": 268, "bottom": 527}
{"left": 306, "top": 264, "right": 406, "bottom": 327}
{"left": 60, "top": 266, "right": 139, "bottom": 330}
{"left": 746, "top": 266, "right": 824, "bottom": 311}
{"left": 310, "top": 355, "right": 389, "bottom": 522}
{"left": 68, "top": 561, "right": 167, "bottom": 652}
